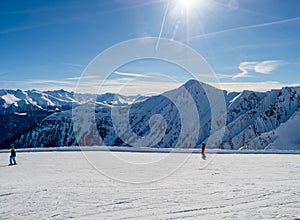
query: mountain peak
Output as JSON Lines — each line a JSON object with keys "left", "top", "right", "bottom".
{"left": 183, "top": 79, "right": 200, "bottom": 87}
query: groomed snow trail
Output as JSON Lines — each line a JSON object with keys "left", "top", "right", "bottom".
{"left": 0, "top": 152, "right": 299, "bottom": 219}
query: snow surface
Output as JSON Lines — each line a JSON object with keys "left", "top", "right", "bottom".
{"left": 1, "top": 94, "right": 20, "bottom": 107}
{"left": 268, "top": 109, "right": 300, "bottom": 150}
{"left": 0, "top": 150, "right": 299, "bottom": 219}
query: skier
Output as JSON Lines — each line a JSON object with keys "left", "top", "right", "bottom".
{"left": 9, "top": 146, "right": 17, "bottom": 165}
{"left": 201, "top": 143, "right": 206, "bottom": 159}
{"left": 64, "top": 135, "right": 69, "bottom": 147}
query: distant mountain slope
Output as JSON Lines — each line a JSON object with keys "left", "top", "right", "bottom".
{"left": 265, "top": 108, "right": 300, "bottom": 150}
{"left": 0, "top": 89, "right": 145, "bottom": 148}
{"left": 1, "top": 80, "right": 299, "bottom": 150}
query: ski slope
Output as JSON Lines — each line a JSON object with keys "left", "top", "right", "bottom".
{"left": 0, "top": 150, "right": 299, "bottom": 219}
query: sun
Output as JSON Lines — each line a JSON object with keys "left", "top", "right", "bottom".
{"left": 176, "top": 0, "right": 197, "bottom": 9}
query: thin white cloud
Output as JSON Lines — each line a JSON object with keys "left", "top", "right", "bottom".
{"left": 254, "top": 60, "right": 281, "bottom": 74}
{"left": 64, "top": 75, "right": 98, "bottom": 81}
{"left": 0, "top": 1, "right": 162, "bottom": 35}
{"left": 0, "top": 79, "right": 76, "bottom": 92}
{"left": 97, "top": 77, "right": 181, "bottom": 96}
{"left": 232, "top": 62, "right": 257, "bottom": 79}
{"left": 0, "top": 71, "right": 9, "bottom": 76}
{"left": 214, "top": 81, "right": 300, "bottom": 92}
{"left": 4, "top": 72, "right": 176, "bottom": 95}
{"left": 63, "top": 62, "right": 86, "bottom": 68}
{"left": 0, "top": 22, "right": 55, "bottom": 35}
{"left": 184, "top": 16, "right": 300, "bottom": 41}
{"left": 19, "top": 75, "right": 99, "bottom": 91}
{"left": 3, "top": 77, "right": 300, "bottom": 95}
{"left": 0, "top": 13, "right": 93, "bottom": 35}
{"left": 232, "top": 60, "right": 282, "bottom": 79}
{"left": 216, "top": 73, "right": 235, "bottom": 79}
{"left": 113, "top": 71, "right": 150, "bottom": 78}
{"left": 23, "top": 79, "right": 76, "bottom": 87}
{"left": 32, "top": 79, "right": 300, "bottom": 94}
{"left": 72, "top": 73, "right": 183, "bottom": 95}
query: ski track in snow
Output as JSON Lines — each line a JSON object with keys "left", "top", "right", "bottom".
{"left": 0, "top": 152, "right": 299, "bottom": 220}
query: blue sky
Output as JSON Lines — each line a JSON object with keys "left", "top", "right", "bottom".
{"left": 0, "top": 0, "right": 300, "bottom": 94}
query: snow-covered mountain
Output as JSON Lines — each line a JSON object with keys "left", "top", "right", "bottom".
{"left": 1, "top": 80, "right": 300, "bottom": 150}
{"left": 95, "top": 92, "right": 148, "bottom": 106}
{"left": 0, "top": 89, "right": 145, "bottom": 148}
{"left": 0, "top": 89, "right": 147, "bottom": 113}
{"left": 0, "top": 89, "right": 75, "bottom": 114}
{"left": 223, "top": 86, "right": 300, "bottom": 150}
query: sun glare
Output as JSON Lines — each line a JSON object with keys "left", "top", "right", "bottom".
{"left": 176, "top": 0, "right": 197, "bottom": 9}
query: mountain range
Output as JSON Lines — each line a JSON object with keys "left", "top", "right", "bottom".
{"left": 1, "top": 80, "right": 299, "bottom": 150}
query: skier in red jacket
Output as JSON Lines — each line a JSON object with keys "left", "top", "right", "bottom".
{"left": 201, "top": 143, "right": 206, "bottom": 159}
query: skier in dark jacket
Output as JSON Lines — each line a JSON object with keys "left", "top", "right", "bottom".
{"left": 201, "top": 143, "right": 206, "bottom": 159}
{"left": 64, "top": 135, "right": 69, "bottom": 147}
{"left": 9, "top": 146, "right": 17, "bottom": 165}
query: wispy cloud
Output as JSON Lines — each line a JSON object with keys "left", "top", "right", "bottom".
{"left": 232, "top": 60, "right": 282, "bottom": 79}
{"left": 0, "top": 15, "right": 92, "bottom": 35}
{"left": 5, "top": 72, "right": 180, "bottom": 95}
{"left": 3, "top": 77, "right": 300, "bottom": 95}
{"left": 113, "top": 70, "right": 150, "bottom": 78}
{"left": 0, "top": 1, "right": 163, "bottom": 35}
{"left": 183, "top": 16, "right": 300, "bottom": 41}
{"left": 23, "top": 75, "right": 99, "bottom": 87}
{"left": 254, "top": 60, "right": 281, "bottom": 74}
{"left": 0, "top": 79, "right": 76, "bottom": 92}
{"left": 228, "top": 39, "right": 300, "bottom": 51}
{"left": 0, "top": 22, "right": 56, "bottom": 35}
{"left": 216, "top": 73, "right": 236, "bottom": 79}
{"left": 232, "top": 62, "right": 257, "bottom": 79}
{"left": 25, "top": 79, "right": 74, "bottom": 85}
{"left": 63, "top": 62, "right": 86, "bottom": 68}
{"left": 74, "top": 71, "right": 182, "bottom": 95}
{"left": 215, "top": 81, "right": 300, "bottom": 92}
{"left": 16, "top": 78, "right": 300, "bottom": 94}
{"left": 64, "top": 75, "right": 97, "bottom": 81}
{"left": 94, "top": 77, "right": 181, "bottom": 95}
{"left": 0, "top": 71, "right": 9, "bottom": 76}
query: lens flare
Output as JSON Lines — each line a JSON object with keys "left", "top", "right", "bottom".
{"left": 176, "top": 0, "right": 197, "bottom": 9}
